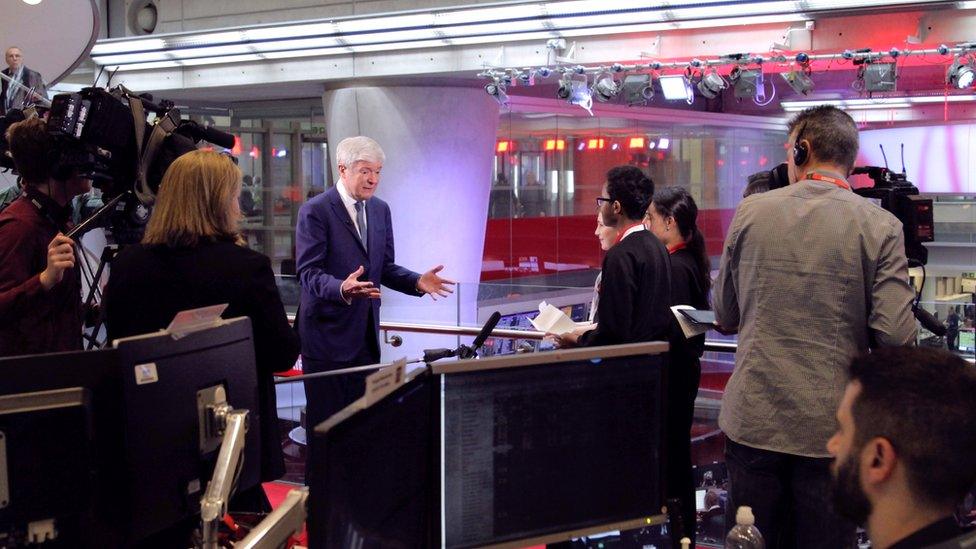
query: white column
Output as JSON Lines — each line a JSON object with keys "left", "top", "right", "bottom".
{"left": 322, "top": 86, "right": 500, "bottom": 361}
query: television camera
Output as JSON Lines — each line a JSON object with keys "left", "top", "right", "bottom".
{"left": 0, "top": 85, "right": 235, "bottom": 243}
{"left": 852, "top": 144, "right": 941, "bottom": 336}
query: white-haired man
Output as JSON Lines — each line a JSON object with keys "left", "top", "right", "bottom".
{"left": 1, "top": 47, "right": 46, "bottom": 115}
{"left": 295, "top": 136, "right": 454, "bottom": 432}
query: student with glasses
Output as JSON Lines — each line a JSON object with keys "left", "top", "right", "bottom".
{"left": 553, "top": 165, "right": 671, "bottom": 348}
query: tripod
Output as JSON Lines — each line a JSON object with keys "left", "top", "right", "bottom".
{"left": 77, "top": 243, "right": 120, "bottom": 350}
{"left": 69, "top": 191, "right": 131, "bottom": 349}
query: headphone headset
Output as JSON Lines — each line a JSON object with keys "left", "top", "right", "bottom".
{"left": 792, "top": 121, "right": 810, "bottom": 167}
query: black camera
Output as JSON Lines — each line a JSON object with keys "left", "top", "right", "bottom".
{"left": 0, "top": 85, "right": 233, "bottom": 243}
{"left": 851, "top": 166, "right": 934, "bottom": 266}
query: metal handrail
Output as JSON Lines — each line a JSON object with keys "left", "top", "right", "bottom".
{"left": 275, "top": 320, "right": 738, "bottom": 384}
{"left": 381, "top": 321, "right": 546, "bottom": 340}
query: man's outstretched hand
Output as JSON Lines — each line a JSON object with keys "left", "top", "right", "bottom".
{"left": 340, "top": 265, "right": 381, "bottom": 300}
{"left": 417, "top": 265, "right": 456, "bottom": 300}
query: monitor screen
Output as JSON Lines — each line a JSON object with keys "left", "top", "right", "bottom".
{"left": 0, "top": 349, "right": 126, "bottom": 546}
{"left": 440, "top": 351, "right": 666, "bottom": 548}
{"left": 113, "top": 317, "right": 262, "bottom": 542}
{"left": 696, "top": 489, "right": 707, "bottom": 512}
{"left": 308, "top": 372, "right": 437, "bottom": 549}
{"left": 958, "top": 330, "right": 975, "bottom": 353}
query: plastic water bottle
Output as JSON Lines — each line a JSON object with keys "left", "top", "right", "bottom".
{"left": 725, "top": 506, "right": 765, "bottom": 549}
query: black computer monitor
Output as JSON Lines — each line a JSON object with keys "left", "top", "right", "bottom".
{"left": 434, "top": 342, "right": 668, "bottom": 548}
{"left": 308, "top": 371, "right": 438, "bottom": 549}
{"left": 112, "top": 317, "right": 263, "bottom": 542}
{"left": 308, "top": 342, "right": 667, "bottom": 549}
{"left": 0, "top": 349, "right": 126, "bottom": 548}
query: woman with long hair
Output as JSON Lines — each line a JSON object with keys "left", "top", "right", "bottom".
{"left": 645, "top": 185, "right": 711, "bottom": 545}
{"left": 104, "top": 150, "right": 299, "bottom": 511}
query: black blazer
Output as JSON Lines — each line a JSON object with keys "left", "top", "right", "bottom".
{"left": 103, "top": 239, "right": 300, "bottom": 481}
{"left": 579, "top": 230, "right": 672, "bottom": 347}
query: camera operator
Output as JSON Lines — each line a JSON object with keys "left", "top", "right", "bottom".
{"left": 0, "top": 117, "right": 90, "bottom": 357}
{"left": 713, "top": 105, "right": 917, "bottom": 548}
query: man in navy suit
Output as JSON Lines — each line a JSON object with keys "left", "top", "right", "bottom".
{"left": 296, "top": 136, "right": 454, "bottom": 431}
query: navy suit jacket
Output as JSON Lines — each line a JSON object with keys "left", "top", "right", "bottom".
{"left": 295, "top": 186, "right": 422, "bottom": 363}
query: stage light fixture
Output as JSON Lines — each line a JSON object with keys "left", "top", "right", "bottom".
{"left": 696, "top": 70, "right": 727, "bottom": 99}
{"left": 863, "top": 62, "right": 897, "bottom": 92}
{"left": 556, "top": 73, "right": 573, "bottom": 100}
{"left": 484, "top": 78, "right": 509, "bottom": 106}
{"left": 730, "top": 68, "right": 763, "bottom": 99}
{"left": 621, "top": 74, "right": 654, "bottom": 106}
{"left": 567, "top": 74, "right": 594, "bottom": 115}
{"left": 947, "top": 56, "right": 976, "bottom": 89}
{"left": 659, "top": 74, "right": 693, "bottom": 103}
{"left": 592, "top": 72, "right": 620, "bottom": 103}
{"left": 782, "top": 69, "right": 814, "bottom": 95}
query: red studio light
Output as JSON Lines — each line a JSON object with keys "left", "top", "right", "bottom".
{"left": 249, "top": 145, "right": 260, "bottom": 158}
{"left": 758, "top": 155, "right": 769, "bottom": 167}
{"left": 496, "top": 140, "right": 513, "bottom": 154}
{"left": 231, "top": 136, "right": 242, "bottom": 156}
{"left": 544, "top": 139, "right": 566, "bottom": 151}
{"left": 628, "top": 137, "right": 645, "bottom": 149}
{"left": 586, "top": 138, "right": 606, "bottom": 150}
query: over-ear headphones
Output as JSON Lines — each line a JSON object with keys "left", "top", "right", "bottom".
{"left": 792, "top": 122, "right": 809, "bottom": 167}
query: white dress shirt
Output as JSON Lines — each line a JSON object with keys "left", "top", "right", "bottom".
{"left": 336, "top": 180, "right": 367, "bottom": 238}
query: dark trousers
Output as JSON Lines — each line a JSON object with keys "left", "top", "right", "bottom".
{"left": 665, "top": 354, "right": 701, "bottom": 545}
{"left": 725, "top": 438, "right": 856, "bottom": 549}
{"left": 302, "top": 350, "right": 377, "bottom": 434}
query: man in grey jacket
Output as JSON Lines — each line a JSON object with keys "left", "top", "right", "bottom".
{"left": 714, "top": 105, "right": 916, "bottom": 548}
{"left": 1, "top": 47, "right": 47, "bottom": 115}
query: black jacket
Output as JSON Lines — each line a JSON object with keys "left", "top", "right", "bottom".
{"left": 579, "top": 230, "right": 672, "bottom": 346}
{"left": 669, "top": 247, "right": 709, "bottom": 359}
{"left": 103, "top": 239, "right": 300, "bottom": 481}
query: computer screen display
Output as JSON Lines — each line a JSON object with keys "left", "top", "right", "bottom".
{"left": 308, "top": 373, "right": 437, "bottom": 549}
{"left": 958, "top": 330, "right": 975, "bottom": 353}
{"left": 696, "top": 489, "right": 707, "bottom": 511}
{"left": 440, "top": 352, "right": 666, "bottom": 548}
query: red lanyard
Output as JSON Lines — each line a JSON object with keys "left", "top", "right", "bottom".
{"left": 805, "top": 171, "right": 850, "bottom": 190}
{"left": 668, "top": 241, "right": 687, "bottom": 255}
{"left": 615, "top": 222, "right": 645, "bottom": 245}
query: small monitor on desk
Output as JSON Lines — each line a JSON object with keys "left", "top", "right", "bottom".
{"left": 958, "top": 330, "right": 975, "bottom": 354}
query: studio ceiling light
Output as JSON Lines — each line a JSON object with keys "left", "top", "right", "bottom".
{"left": 861, "top": 62, "right": 898, "bottom": 92}
{"left": 696, "top": 70, "right": 727, "bottom": 99}
{"left": 947, "top": 55, "right": 976, "bottom": 89}
{"left": 782, "top": 69, "right": 815, "bottom": 95}
{"left": 659, "top": 75, "right": 693, "bottom": 103}
{"left": 621, "top": 74, "right": 654, "bottom": 106}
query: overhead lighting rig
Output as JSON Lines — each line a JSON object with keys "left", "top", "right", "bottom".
{"left": 480, "top": 41, "right": 976, "bottom": 114}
